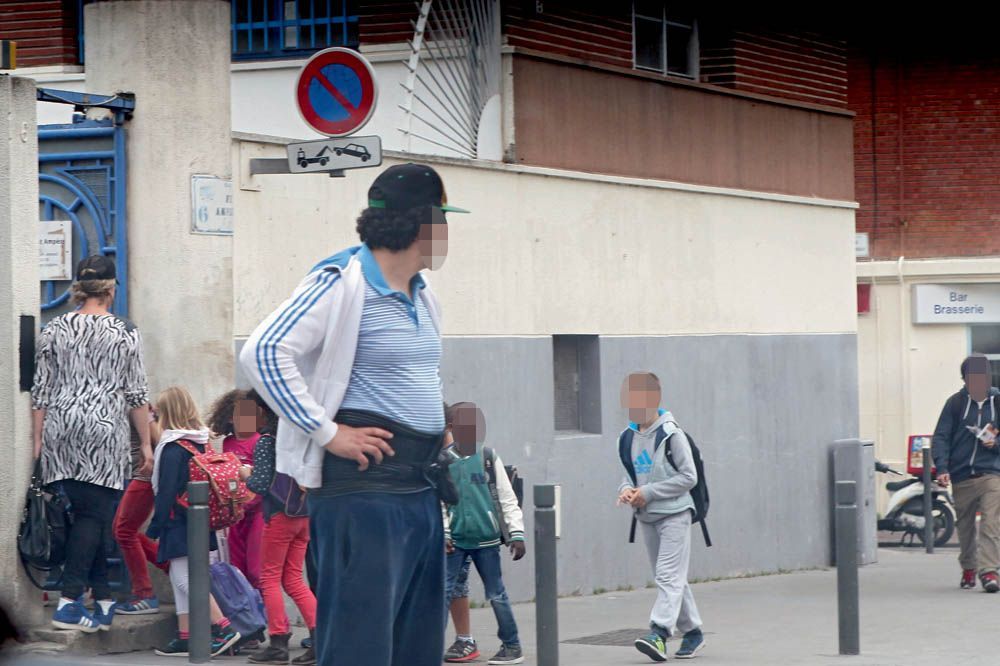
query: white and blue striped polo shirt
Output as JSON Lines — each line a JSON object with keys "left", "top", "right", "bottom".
{"left": 340, "top": 244, "right": 445, "bottom": 433}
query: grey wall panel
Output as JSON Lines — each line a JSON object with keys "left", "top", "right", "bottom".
{"left": 441, "top": 333, "right": 859, "bottom": 603}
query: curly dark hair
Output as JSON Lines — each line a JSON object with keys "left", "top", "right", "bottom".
{"left": 246, "top": 389, "right": 279, "bottom": 434}
{"left": 206, "top": 389, "right": 248, "bottom": 438}
{"left": 356, "top": 206, "right": 431, "bottom": 251}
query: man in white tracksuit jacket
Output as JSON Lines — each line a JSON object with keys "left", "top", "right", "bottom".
{"left": 240, "top": 163, "right": 468, "bottom": 666}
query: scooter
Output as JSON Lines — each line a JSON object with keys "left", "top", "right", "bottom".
{"left": 875, "top": 460, "right": 957, "bottom": 547}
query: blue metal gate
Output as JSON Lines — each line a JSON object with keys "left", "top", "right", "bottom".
{"left": 36, "top": 98, "right": 133, "bottom": 595}
{"left": 38, "top": 115, "right": 127, "bottom": 323}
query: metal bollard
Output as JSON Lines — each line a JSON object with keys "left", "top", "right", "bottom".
{"left": 835, "top": 480, "right": 860, "bottom": 656}
{"left": 187, "top": 481, "right": 211, "bottom": 664}
{"left": 922, "top": 446, "right": 934, "bottom": 554}
{"left": 534, "top": 484, "right": 559, "bottom": 666}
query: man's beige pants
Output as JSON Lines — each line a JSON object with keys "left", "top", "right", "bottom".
{"left": 953, "top": 474, "right": 1000, "bottom": 573}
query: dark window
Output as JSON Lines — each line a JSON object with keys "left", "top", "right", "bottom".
{"left": 552, "top": 335, "right": 602, "bottom": 433}
{"left": 632, "top": 3, "right": 697, "bottom": 78}
{"left": 971, "top": 326, "right": 1000, "bottom": 389}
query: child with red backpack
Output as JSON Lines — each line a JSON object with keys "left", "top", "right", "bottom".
{"left": 208, "top": 389, "right": 265, "bottom": 590}
{"left": 241, "top": 389, "right": 317, "bottom": 665}
{"left": 148, "top": 386, "right": 244, "bottom": 658}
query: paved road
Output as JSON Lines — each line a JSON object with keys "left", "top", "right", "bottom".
{"left": 4, "top": 547, "right": 994, "bottom": 665}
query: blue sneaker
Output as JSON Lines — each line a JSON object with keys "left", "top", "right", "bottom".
{"left": 52, "top": 601, "right": 100, "bottom": 633}
{"left": 634, "top": 632, "right": 668, "bottom": 662}
{"left": 115, "top": 597, "right": 160, "bottom": 615}
{"left": 92, "top": 601, "right": 116, "bottom": 632}
{"left": 675, "top": 628, "right": 705, "bottom": 659}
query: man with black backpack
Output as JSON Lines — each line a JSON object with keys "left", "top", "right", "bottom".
{"left": 618, "top": 372, "right": 705, "bottom": 661}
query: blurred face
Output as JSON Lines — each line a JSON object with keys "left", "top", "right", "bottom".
{"left": 233, "top": 399, "right": 259, "bottom": 436}
{"left": 452, "top": 404, "right": 486, "bottom": 453}
{"left": 621, "top": 373, "right": 662, "bottom": 427}
{"left": 418, "top": 211, "right": 448, "bottom": 271}
{"left": 966, "top": 373, "right": 991, "bottom": 402}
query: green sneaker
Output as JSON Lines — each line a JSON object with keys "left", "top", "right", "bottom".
{"left": 635, "top": 632, "right": 668, "bottom": 662}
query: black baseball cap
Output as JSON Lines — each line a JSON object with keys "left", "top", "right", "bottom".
{"left": 76, "top": 255, "right": 118, "bottom": 282}
{"left": 367, "top": 163, "right": 469, "bottom": 214}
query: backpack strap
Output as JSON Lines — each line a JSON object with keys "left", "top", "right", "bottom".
{"left": 700, "top": 519, "right": 712, "bottom": 547}
{"left": 175, "top": 439, "right": 199, "bottom": 457}
{"left": 482, "top": 447, "right": 511, "bottom": 544}
{"left": 619, "top": 429, "right": 638, "bottom": 486}
{"left": 483, "top": 447, "right": 497, "bottom": 488}
{"left": 658, "top": 421, "right": 682, "bottom": 471}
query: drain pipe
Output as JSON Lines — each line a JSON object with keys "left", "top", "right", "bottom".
{"left": 897, "top": 256, "right": 910, "bottom": 447}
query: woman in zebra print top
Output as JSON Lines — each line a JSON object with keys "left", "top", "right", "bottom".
{"left": 31, "top": 255, "right": 151, "bottom": 633}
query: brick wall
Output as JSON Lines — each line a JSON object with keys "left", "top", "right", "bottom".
{"left": 358, "top": 0, "right": 413, "bottom": 45}
{"left": 502, "top": 1, "right": 632, "bottom": 69}
{"left": 849, "top": 45, "right": 1000, "bottom": 259}
{"left": 0, "top": 0, "right": 78, "bottom": 68}
{"left": 700, "top": 26, "right": 848, "bottom": 107}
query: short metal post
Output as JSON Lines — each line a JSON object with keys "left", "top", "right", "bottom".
{"left": 923, "top": 445, "right": 934, "bottom": 554}
{"left": 835, "top": 480, "right": 860, "bottom": 656}
{"left": 187, "top": 481, "right": 211, "bottom": 664}
{"left": 534, "top": 485, "right": 559, "bottom": 666}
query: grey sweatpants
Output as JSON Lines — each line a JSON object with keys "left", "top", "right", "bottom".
{"left": 640, "top": 510, "right": 702, "bottom": 636}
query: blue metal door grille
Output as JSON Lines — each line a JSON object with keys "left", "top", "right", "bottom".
{"left": 38, "top": 117, "right": 128, "bottom": 321}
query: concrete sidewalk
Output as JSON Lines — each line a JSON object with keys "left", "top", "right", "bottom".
{"left": 4, "top": 547, "right": 993, "bottom": 665}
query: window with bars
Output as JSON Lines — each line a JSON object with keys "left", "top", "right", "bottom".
{"left": 77, "top": 0, "right": 359, "bottom": 63}
{"left": 632, "top": 2, "right": 698, "bottom": 78}
{"left": 232, "top": 0, "right": 359, "bottom": 59}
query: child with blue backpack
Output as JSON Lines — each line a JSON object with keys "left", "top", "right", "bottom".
{"left": 241, "top": 389, "right": 317, "bottom": 666}
{"left": 617, "top": 372, "right": 705, "bottom": 661}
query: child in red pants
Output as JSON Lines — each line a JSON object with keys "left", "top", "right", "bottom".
{"left": 207, "top": 390, "right": 264, "bottom": 589}
{"left": 240, "top": 390, "right": 317, "bottom": 666}
{"left": 114, "top": 410, "right": 169, "bottom": 614}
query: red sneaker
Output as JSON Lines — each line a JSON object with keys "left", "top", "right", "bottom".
{"left": 980, "top": 571, "right": 999, "bottom": 593}
{"left": 961, "top": 569, "right": 977, "bottom": 589}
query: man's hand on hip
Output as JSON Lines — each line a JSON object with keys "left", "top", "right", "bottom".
{"left": 325, "top": 424, "right": 395, "bottom": 471}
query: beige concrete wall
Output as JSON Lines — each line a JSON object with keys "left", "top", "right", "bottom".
{"left": 857, "top": 258, "right": 1000, "bottom": 511}
{"left": 233, "top": 142, "right": 858, "bottom": 339}
{"left": 0, "top": 75, "right": 44, "bottom": 628}
{"left": 84, "top": 0, "right": 234, "bottom": 407}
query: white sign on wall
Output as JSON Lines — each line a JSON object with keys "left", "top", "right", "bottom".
{"left": 855, "top": 232, "right": 870, "bottom": 258}
{"left": 191, "top": 175, "right": 234, "bottom": 235}
{"left": 912, "top": 283, "right": 1000, "bottom": 324}
{"left": 39, "top": 220, "right": 72, "bottom": 281}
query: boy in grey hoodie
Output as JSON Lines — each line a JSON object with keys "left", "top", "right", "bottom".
{"left": 618, "top": 372, "right": 704, "bottom": 661}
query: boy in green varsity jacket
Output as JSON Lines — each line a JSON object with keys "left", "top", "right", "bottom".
{"left": 443, "top": 402, "right": 526, "bottom": 665}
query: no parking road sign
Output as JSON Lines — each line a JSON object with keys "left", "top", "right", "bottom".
{"left": 296, "top": 47, "right": 378, "bottom": 137}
